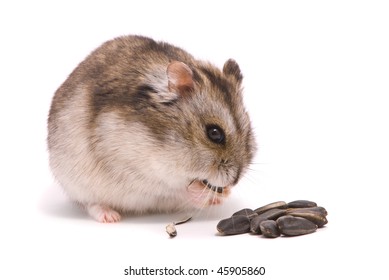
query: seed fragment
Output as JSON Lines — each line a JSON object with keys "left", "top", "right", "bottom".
{"left": 217, "top": 215, "right": 251, "bottom": 235}
{"left": 166, "top": 223, "right": 177, "bottom": 237}
{"left": 165, "top": 216, "right": 192, "bottom": 238}
{"left": 277, "top": 215, "right": 318, "bottom": 236}
{"left": 287, "top": 200, "right": 317, "bottom": 208}
{"left": 254, "top": 201, "right": 287, "bottom": 215}
{"left": 260, "top": 220, "right": 280, "bottom": 238}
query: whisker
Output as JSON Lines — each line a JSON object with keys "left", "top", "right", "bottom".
{"left": 241, "top": 172, "right": 259, "bottom": 185}
{"left": 250, "top": 161, "right": 267, "bottom": 164}
{"left": 187, "top": 191, "right": 211, "bottom": 219}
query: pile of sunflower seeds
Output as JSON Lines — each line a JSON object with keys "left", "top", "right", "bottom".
{"left": 217, "top": 200, "right": 328, "bottom": 238}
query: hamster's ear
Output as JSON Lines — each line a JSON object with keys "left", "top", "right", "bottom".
{"left": 167, "top": 61, "right": 194, "bottom": 95}
{"left": 223, "top": 59, "right": 243, "bottom": 84}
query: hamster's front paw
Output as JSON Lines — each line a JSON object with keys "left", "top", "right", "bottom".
{"left": 86, "top": 203, "right": 121, "bottom": 223}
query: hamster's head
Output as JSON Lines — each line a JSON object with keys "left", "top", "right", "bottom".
{"left": 143, "top": 59, "right": 256, "bottom": 208}
{"left": 94, "top": 59, "right": 256, "bottom": 210}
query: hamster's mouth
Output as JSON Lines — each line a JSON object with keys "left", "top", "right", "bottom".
{"left": 201, "top": 179, "right": 224, "bottom": 194}
{"left": 187, "top": 179, "right": 231, "bottom": 207}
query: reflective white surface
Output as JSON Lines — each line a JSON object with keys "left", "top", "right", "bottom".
{"left": 1, "top": 1, "right": 388, "bottom": 279}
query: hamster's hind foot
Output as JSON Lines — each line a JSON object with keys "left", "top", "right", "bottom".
{"left": 86, "top": 203, "right": 121, "bottom": 223}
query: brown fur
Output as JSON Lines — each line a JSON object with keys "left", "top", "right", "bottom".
{"left": 47, "top": 35, "right": 256, "bottom": 222}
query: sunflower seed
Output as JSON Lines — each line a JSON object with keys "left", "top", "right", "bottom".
{"left": 254, "top": 201, "right": 287, "bottom": 215}
{"left": 257, "top": 208, "right": 287, "bottom": 220}
{"left": 287, "top": 206, "right": 328, "bottom": 217}
{"left": 260, "top": 220, "right": 280, "bottom": 238}
{"left": 217, "top": 215, "right": 251, "bottom": 235}
{"left": 287, "top": 200, "right": 317, "bottom": 208}
{"left": 288, "top": 211, "right": 328, "bottom": 227}
{"left": 232, "top": 208, "right": 257, "bottom": 220}
{"left": 277, "top": 215, "right": 318, "bottom": 236}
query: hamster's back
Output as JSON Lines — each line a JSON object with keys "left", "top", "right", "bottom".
{"left": 48, "top": 35, "right": 195, "bottom": 115}
{"left": 48, "top": 35, "right": 196, "bottom": 154}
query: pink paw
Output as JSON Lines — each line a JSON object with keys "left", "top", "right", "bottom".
{"left": 86, "top": 204, "right": 121, "bottom": 223}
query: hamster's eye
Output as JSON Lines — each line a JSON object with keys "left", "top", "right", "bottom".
{"left": 206, "top": 125, "right": 225, "bottom": 144}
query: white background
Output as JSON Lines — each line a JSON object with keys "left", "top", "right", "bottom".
{"left": 1, "top": 1, "right": 388, "bottom": 279}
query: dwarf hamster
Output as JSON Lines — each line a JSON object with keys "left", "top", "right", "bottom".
{"left": 47, "top": 35, "right": 256, "bottom": 222}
